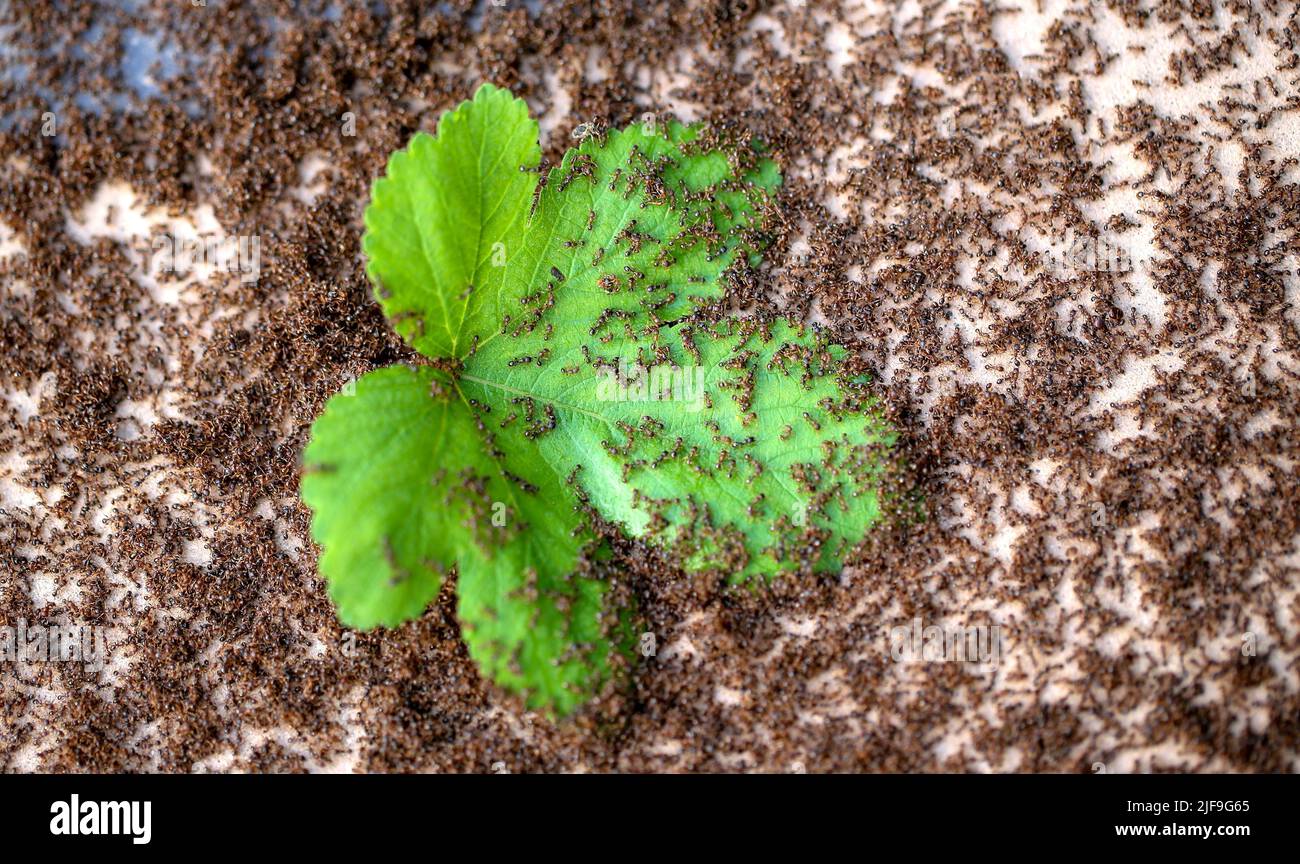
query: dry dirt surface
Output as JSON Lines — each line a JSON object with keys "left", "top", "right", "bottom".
{"left": 1, "top": 0, "right": 1298, "bottom": 773}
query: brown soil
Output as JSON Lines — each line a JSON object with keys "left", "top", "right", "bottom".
{"left": 1, "top": 0, "right": 1298, "bottom": 772}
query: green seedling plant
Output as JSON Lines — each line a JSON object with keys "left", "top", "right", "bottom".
{"left": 301, "top": 84, "right": 899, "bottom": 715}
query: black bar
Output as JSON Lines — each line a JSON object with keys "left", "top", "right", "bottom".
{"left": 0, "top": 774, "right": 1283, "bottom": 851}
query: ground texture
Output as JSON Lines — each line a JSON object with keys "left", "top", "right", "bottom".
{"left": 1, "top": 0, "right": 1298, "bottom": 772}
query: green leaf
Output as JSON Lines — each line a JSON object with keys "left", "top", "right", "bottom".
{"left": 300, "top": 365, "right": 628, "bottom": 712}
{"left": 458, "top": 117, "right": 894, "bottom": 582}
{"left": 464, "top": 317, "right": 897, "bottom": 583}
{"left": 302, "top": 84, "right": 902, "bottom": 715}
{"left": 363, "top": 83, "right": 541, "bottom": 359}
{"left": 302, "top": 366, "right": 460, "bottom": 628}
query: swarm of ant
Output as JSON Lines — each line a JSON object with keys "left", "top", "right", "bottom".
{"left": 2, "top": 0, "right": 1298, "bottom": 772}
